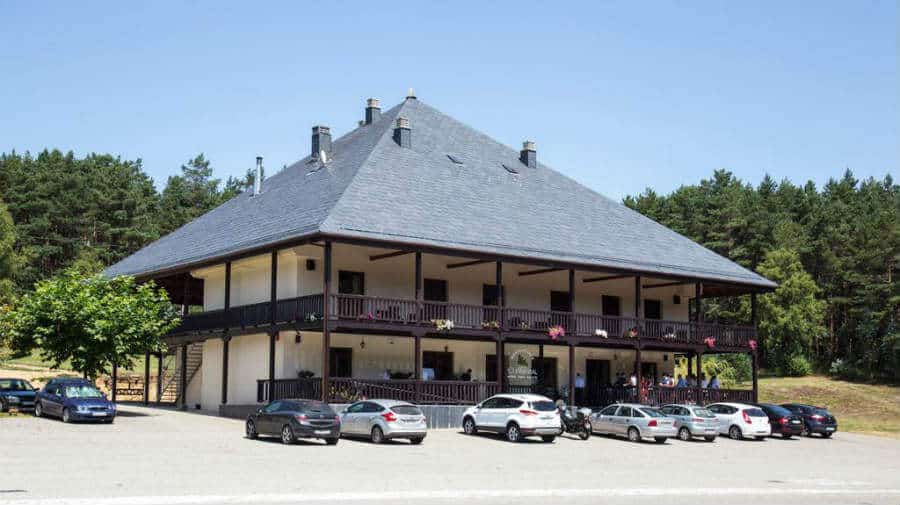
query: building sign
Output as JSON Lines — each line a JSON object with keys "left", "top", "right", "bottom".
{"left": 506, "top": 349, "right": 537, "bottom": 386}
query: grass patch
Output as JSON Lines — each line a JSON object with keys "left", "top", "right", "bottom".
{"left": 757, "top": 375, "right": 900, "bottom": 439}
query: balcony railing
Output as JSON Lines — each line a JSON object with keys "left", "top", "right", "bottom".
{"left": 173, "top": 293, "right": 755, "bottom": 348}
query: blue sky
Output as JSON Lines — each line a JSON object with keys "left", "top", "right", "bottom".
{"left": 1, "top": 1, "right": 895, "bottom": 200}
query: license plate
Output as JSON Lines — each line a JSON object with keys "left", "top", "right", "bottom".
{"left": 91, "top": 412, "right": 107, "bottom": 417}
{"left": 791, "top": 420, "right": 800, "bottom": 424}
{"left": 540, "top": 415, "right": 553, "bottom": 420}
{"left": 826, "top": 427, "right": 835, "bottom": 431}
{"left": 314, "top": 430, "right": 331, "bottom": 435}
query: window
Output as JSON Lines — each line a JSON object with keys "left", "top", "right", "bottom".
{"left": 694, "top": 408, "right": 715, "bottom": 418}
{"left": 550, "top": 291, "right": 571, "bottom": 312}
{"left": 500, "top": 398, "right": 523, "bottom": 409}
{"left": 264, "top": 401, "right": 283, "bottom": 414}
{"left": 639, "top": 408, "right": 664, "bottom": 418}
{"left": 482, "top": 284, "right": 504, "bottom": 306}
{"left": 329, "top": 347, "right": 353, "bottom": 378}
{"left": 391, "top": 405, "right": 422, "bottom": 415}
{"left": 345, "top": 402, "right": 366, "bottom": 413}
{"left": 617, "top": 406, "right": 633, "bottom": 417}
{"left": 480, "top": 398, "right": 502, "bottom": 409}
{"left": 599, "top": 405, "right": 619, "bottom": 416}
{"left": 707, "top": 404, "right": 723, "bottom": 414}
{"left": 424, "top": 279, "right": 448, "bottom": 302}
{"left": 362, "top": 402, "right": 384, "bottom": 413}
{"left": 659, "top": 406, "right": 674, "bottom": 415}
{"left": 601, "top": 295, "right": 621, "bottom": 316}
{"left": 423, "top": 351, "right": 454, "bottom": 381}
{"left": 644, "top": 299, "right": 662, "bottom": 320}
{"left": 531, "top": 401, "right": 557, "bottom": 412}
{"left": 338, "top": 270, "right": 365, "bottom": 295}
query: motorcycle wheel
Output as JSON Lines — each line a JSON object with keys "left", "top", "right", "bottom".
{"left": 578, "top": 427, "right": 590, "bottom": 440}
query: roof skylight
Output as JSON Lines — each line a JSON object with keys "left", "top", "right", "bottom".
{"left": 447, "top": 154, "right": 464, "bottom": 165}
{"left": 502, "top": 163, "right": 519, "bottom": 174}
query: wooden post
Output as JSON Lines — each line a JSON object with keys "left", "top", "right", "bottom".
{"left": 270, "top": 250, "right": 278, "bottom": 325}
{"left": 496, "top": 338, "right": 504, "bottom": 392}
{"left": 111, "top": 361, "right": 118, "bottom": 403}
{"left": 156, "top": 351, "right": 163, "bottom": 404}
{"left": 751, "top": 291, "right": 759, "bottom": 401}
{"left": 142, "top": 352, "right": 150, "bottom": 405}
{"left": 696, "top": 351, "right": 704, "bottom": 404}
{"left": 695, "top": 282, "right": 703, "bottom": 324}
{"left": 268, "top": 331, "right": 276, "bottom": 394}
{"left": 634, "top": 276, "right": 642, "bottom": 319}
{"left": 751, "top": 351, "right": 759, "bottom": 403}
{"left": 635, "top": 346, "right": 643, "bottom": 404}
{"left": 179, "top": 344, "right": 188, "bottom": 410}
{"left": 224, "top": 261, "right": 231, "bottom": 311}
{"left": 321, "top": 241, "right": 332, "bottom": 402}
{"left": 568, "top": 343, "right": 576, "bottom": 406}
{"left": 496, "top": 261, "right": 504, "bottom": 330}
{"left": 221, "top": 335, "right": 230, "bottom": 404}
{"left": 414, "top": 252, "right": 423, "bottom": 322}
{"left": 414, "top": 334, "right": 422, "bottom": 402}
{"left": 568, "top": 269, "right": 576, "bottom": 334}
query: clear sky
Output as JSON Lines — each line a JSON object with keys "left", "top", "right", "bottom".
{"left": 1, "top": 1, "right": 896, "bottom": 200}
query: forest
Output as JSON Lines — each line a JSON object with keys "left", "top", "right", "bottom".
{"left": 0, "top": 149, "right": 897, "bottom": 380}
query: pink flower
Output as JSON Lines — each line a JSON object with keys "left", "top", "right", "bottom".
{"left": 748, "top": 339, "right": 757, "bottom": 351}
{"left": 704, "top": 337, "right": 716, "bottom": 348}
{"left": 548, "top": 325, "right": 565, "bottom": 340}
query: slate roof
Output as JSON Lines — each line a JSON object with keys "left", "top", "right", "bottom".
{"left": 106, "top": 98, "right": 775, "bottom": 290}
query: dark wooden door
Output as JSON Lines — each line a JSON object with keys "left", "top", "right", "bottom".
{"left": 641, "top": 362, "right": 658, "bottom": 384}
{"left": 423, "top": 351, "right": 454, "bottom": 380}
{"left": 586, "top": 359, "right": 610, "bottom": 406}
{"left": 329, "top": 347, "right": 353, "bottom": 378}
{"left": 532, "top": 357, "right": 557, "bottom": 391}
{"left": 424, "top": 278, "right": 448, "bottom": 319}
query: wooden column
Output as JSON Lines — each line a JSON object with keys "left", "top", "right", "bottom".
{"left": 538, "top": 344, "right": 544, "bottom": 358}
{"left": 270, "top": 250, "right": 278, "bottom": 324}
{"left": 695, "top": 351, "right": 704, "bottom": 404}
{"left": 321, "top": 241, "right": 332, "bottom": 402}
{"left": 751, "top": 292, "right": 759, "bottom": 402}
{"left": 414, "top": 252, "right": 423, "bottom": 322}
{"left": 156, "top": 351, "right": 163, "bottom": 404}
{"left": 496, "top": 261, "right": 504, "bottom": 329}
{"left": 568, "top": 269, "right": 576, "bottom": 334}
{"left": 142, "top": 352, "right": 150, "bottom": 405}
{"left": 179, "top": 344, "right": 188, "bottom": 410}
{"left": 751, "top": 350, "right": 759, "bottom": 403}
{"left": 414, "top": 334, "right": 422, "bottom": 402}
{"left": 635, "top": 346, "right": 643, "bottom": 403}
{"left": 568, "top": 343, "right": 576, "bottom": 406}
{"left": 695, "top": 282, "right": 703, "bottom": 324}
{"left": 496, "top": 339, "right": 504, "bottom": 392}
{"left": 224, "top": 261, "right": 232, "bottom": 311}
{"left": 221, "top": 335, "right": 230, "bottom": 404}
{"left": 111, "top": 361, "right": 118, "bottom": 403}
{"left": 634, "top": 275, "right": 643, "bottom": 319}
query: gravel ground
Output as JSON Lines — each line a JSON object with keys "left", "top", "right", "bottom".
{"left": 1, "top": 404, "right": 899, "bottom": 505}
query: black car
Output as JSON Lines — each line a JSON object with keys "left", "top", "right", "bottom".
{"left": 755, "top": 403, "right": 803, "bottom": 438}
{"left": 781, "top": 403, "right": 838, "bottom": 438}
{"left": 0, "top": 378, "right": 38, "bottom": 412}
{"left": 246, "top": 399, "right": 340, "bottom": 445}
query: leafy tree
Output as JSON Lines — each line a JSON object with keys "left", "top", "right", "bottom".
{"left": 0, "top": 197, "right": 16, "bottom": 304}
{"left": 0, "top": 270, "right": 179, "bottom": 378}
{"left": 157, "top": 154, "right": 234, "bottom": 235}
{"left": 754, "top": 249, "right": 826, "bottom": 374}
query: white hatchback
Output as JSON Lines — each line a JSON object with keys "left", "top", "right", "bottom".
{"left": 462, "top": 394, "right": 561, "bottom": 443}
{"left": 707, "top": 402, "right": 771, "bottom": 440}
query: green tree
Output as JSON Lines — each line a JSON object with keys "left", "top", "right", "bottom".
{"left": 756, "top": 248, "right": 826, "bottom": 375}
{"left": 157, "top": 154, "right": 233, "bottom": 235}
{"left": 0, "top": 270, "right": 179, "bottom": 378}
{"left": 0, "top": 197, "right": 16, "bottom": 303}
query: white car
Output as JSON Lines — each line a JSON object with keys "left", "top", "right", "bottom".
{"left": 461, "top": 394, "right": 561, "bottom": 443}
{"left": 707, "top": 402, "right": 771, "bottom": 440}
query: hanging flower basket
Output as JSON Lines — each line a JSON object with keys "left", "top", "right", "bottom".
{"left": 357, "top": 312, "right": 374, "bottom": 321}
{"left": 748, "top": 339, "right": 757, "bottom": 351}
{"left": 548, "top": 325, "right": 565, "bottom": 340}
{"left": 594, "top": 329, "right": 608, "bottom": 338}
{"left": 431, "top": 319, "right": 455, "bottom": 332}
{"left": 704, "top": 337, "right": 716, "bottom": 348}
{"left": 481, "top": 320, "right": 500, "bottom": 330}
{"left": 626, "top": 327, "right": 639, "bottom": 338}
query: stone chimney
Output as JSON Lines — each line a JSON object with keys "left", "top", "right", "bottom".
{"left": 393, "top": 117, "right": 411, "bottom": 148}
{"left": 365, "top": 98, "right": 381, "bottom": 125}
{"left": 311, "top": 126, "right": 332, "bottom": 158}
{"left": 519, "top": 140, "right": 536, "bottom": 168}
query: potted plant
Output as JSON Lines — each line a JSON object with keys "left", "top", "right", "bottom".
{"left": 594, "top": 329, "right": 608, "bottom": 338}
{"left": 431, "top": 319, "right": 455, "bottom": 331}
{"left": 548, "top": 325, "right": 565, "bottom": 341}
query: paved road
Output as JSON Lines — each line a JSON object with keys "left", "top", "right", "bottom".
{"left": 1, "top": 405, "right": 899, "bottom": 505}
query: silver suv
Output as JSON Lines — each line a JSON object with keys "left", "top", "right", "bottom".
{"left": 340, "top": 399, "right": 427, "bottom": 444}
{"left": 462, "top": 394, "right": 561, "bottom": 443}
{"left": 660, "top": 403, "right": 719, "bottom": 442}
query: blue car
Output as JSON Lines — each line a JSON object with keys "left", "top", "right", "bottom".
{"left": 35, "top": 379, "right": 116, "bottom": 423}
{"left": 0, "top": 378, "right": 38, "bottom": 412}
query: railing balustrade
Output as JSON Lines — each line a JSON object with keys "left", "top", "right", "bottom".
{"left": 327, "top": 378, "right": 499, "bottom": 405}
{"left": 172, "top": 294, "right": 324, "bottom": 335}
{"left": 256, "top": 377, "right": 323, "bottom": 402}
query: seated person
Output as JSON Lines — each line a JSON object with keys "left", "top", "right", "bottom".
{"left": 422, "top": 367, "right": 435, "bottom": 381}
{"left": 460, "top": 368, "right": 473, "bottom": 381}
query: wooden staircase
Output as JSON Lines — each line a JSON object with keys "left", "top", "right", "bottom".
{"left": 159, "top": 343, "right": 203, "bottom": 404}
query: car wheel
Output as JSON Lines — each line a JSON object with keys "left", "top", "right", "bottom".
{"left": 371, "top": 426, "right": 385, "bottom": 444}
{"left": 782, "top": 434, "right": 792, "bottom": 439}
{"left": 801, "top": 424, "right": 811, "bottom": 437}
{"left": 410, "top": 437, "right": 424, "bottom": 445}
{"left": 0, "top": 399, "right": 7, "bottom": 413}
{"left": 654, "top": 437, "right": 667, "bottom": 444}
{"left": 728, "top": 425, "right": 743, "bottom": 440}
{"left": 704, "top": 436, "right": 716, "bottom": 442}
{"left": 754, "top": 436, "right": 765, "bottom": 441}
{"left": 462, "top": 417, "right": 477, "bottom": 435}
{"left": 280, "top": 425, "right": 295, "bottom": 445}
{"left": 678, "top": 427, "right": 692, "bottom": 441}
{"left": 246, "top": 420, "right": 258, "bottom": 439}
{"left": 627, "top": 427, "right": 640, "bottom": 442}
{"left": 541, "top": 435, "right": 555, "bottom": 443}
{"left": 325, "top": 438, "right": 339, "bottom": 445}
{"left": 506, "top": 423, "right": 522, "bottom": 443}
{"left": 62, "top": 408, "right": 71, "bottom": 424}
{"left": 34, "top": 402, "right": 43, "bottom": 418}
{"left": 822, "top": 432, "right": 833, "bottom": 438}
{"left": 104, "top": 417, "right": 115, "bottom": 424}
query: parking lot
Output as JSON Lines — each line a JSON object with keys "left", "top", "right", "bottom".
{"left": 1, "top": 405, "right": 899, "bottom": 505}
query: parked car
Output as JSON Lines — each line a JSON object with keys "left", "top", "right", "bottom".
{"left": 246, "top": 399, "right": 340, "bottom": 445}
{"left": 340, "top": 399, "right": 427, "bottom": 444}
{"left": 659, "top": 403, "right": 718, "bottom": 442}
{"left": 35, "top": 381, "right": 116, "bottom": 423}
{"left": 590, "top": 403, "right": 677, "bottom": 443}
{"left": 754, "top": 403, "right": 803, "bottom": 439}
{"left": 461, "top": 394, "right": 561, "bottom": 443}
{"left": 0, "top": 378, "right": 38, "bottom": 412}
{"left": 781, "top": 403, "right": 838, "bottom": 438}
{"left": 707, "top": 402, "right": 770, "bottom": 440}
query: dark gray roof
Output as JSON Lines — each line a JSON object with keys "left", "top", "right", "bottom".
{"left": 106, "top": 98, "right": 775, "bottom": 289}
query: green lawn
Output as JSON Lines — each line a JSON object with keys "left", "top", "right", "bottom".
{"left": 757, "top": 375, "right": 900, "bottom": 439}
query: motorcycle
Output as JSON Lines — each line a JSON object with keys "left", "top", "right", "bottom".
{"left": 558, "top": 404, "right": 592, "bottom": 440}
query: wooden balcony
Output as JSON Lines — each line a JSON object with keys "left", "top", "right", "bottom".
{"left": 172, "top": 293, "right": 755, "bottom": 350}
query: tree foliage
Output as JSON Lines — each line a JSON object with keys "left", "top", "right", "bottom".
{"left": 0, "top": 270, "right": 179, "bottom": 378}
{"left": 0, "top": 197, "right": 17, "bottom": 304}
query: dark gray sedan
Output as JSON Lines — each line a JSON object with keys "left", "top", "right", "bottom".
{"left": 246, "top": 399, "right": 340, "bottom": 445}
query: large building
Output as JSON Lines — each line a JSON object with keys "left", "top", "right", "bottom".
{"left": 107, "top": 93, "right": 775, "bottom": 415}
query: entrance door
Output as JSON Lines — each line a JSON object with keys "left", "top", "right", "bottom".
{"left": 424, "top": 278, "right": 448, "bottom": 320}
{"left": 329, "top": 347, "right": 353, "bottom": 378}
{"left": 641, "top": 362, "right": 658, "bottom": 385}
{"left": 585, "top": 359, "right": 610, "bottom": 406}
{"left": 423, "top": 351, "right": 454, "bottom": 380}
{"left": 482, "top": 284, "right": 504, "bottom": 324}
{"left": 532, "top": 357, "right": 557, "bottom": 395}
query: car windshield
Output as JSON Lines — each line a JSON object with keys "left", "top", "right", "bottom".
{"left": 744, "top": 408, "right": 767, "bottom": 417}
{"left": 765, "top": 405, "right": 793, "bottom": 417}
{"left": 640, "top": 408, "right": 666, "bottom": 418}
{"left": 693, "top": 408, "right": 715, "bottom": 418}
{"left": 391, "top": 405, "right": 422, "bottom": 415}
{"left": 0, "top": 379, "right": 33, "bottom": 391}
{"left": 64, "top": 385, "right": 103, "bottom": 399}
{"left": 298, "top": 401, "right": 334, "bottom": 414}
{"left": 814, "top": 408, "right": 831, "bottom": 416}
{"left": 531, "top": 401, "right": 557, "bottom": 412}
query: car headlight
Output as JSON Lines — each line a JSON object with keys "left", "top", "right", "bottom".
{"left": 7, "top": 396, "right": 20, "bottom": 404}
{"left": 76, "top": 405, "right": 90, "bottom": 413}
